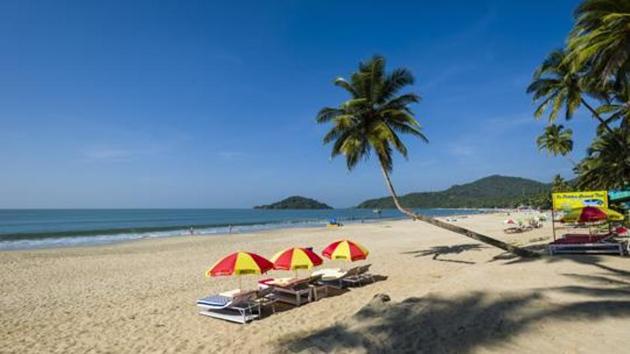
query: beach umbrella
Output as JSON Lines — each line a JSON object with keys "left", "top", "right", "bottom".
{"left": 322, "top": 239, "right": 369, "bottom": 261}
{"left": 271, "top": 247, "right": 323, "bottom": 277}
{"left": 206, "top": 251, "right": 274, "bottom": 289}
{"left": 560, "top": 206, "right": 624, "bottom": 223}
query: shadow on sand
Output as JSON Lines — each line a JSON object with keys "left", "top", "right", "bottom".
{"left": 401, "top": 243, "right": 487, "bottom": 264}
{"left": 259, "top": 275, "right": 389, "bottom": 317}
{"left": 276, "top": 290, "right": 630, "bottom": 353}
{"left": 275, "top": 248, "right": 630, "bottom": 353}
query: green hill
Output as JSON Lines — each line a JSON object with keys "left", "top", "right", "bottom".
{"left": 254, "top": 196, "right": 333, "bottom": 210}
{"left": 357, "top": 175, "right": 550, "bottom": 209}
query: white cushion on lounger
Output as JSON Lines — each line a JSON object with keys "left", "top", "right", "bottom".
{"left": 265, "top": 277, "right": 297, "bottom": 287}
{"left": 219, "top": 289, "right": 245, "bottom": 298}
{"left": 312, "top": 268, "right": 346, "bottom": 281}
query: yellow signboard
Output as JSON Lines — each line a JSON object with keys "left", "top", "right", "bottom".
{"left": 552, "top": 191, "right": 608, "bottom": 211}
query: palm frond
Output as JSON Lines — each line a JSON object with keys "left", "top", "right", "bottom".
{"left": 334, "top": 78, "right": 358, "bottom": 98}
{"left": 316, "top": 107, "right": 343, "bottom": 123}
{"left": 318, "top": 55, "right": 427, "bottom": 171}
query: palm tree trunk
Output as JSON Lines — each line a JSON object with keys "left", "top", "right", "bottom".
{"left": 378, "top": 162, "right": 540, "bottom": 258}
{"left": 581, "top": 98, "right": 625, "bottom": 146}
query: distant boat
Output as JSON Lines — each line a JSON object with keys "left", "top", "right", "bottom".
{"left": 372, "top": 209, "right": 382, "bottom": 215}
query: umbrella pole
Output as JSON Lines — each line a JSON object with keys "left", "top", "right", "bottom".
{"left": 609, "top": 222, "right": 612, "bottom": 235}
{"left": 238, "top": 275, "right": 242, "bottom": 291}
{"left": 551, "top": 207, "right": 557, "bottom": 241}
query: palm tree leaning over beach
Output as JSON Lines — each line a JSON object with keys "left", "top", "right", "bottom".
{"left": 317, "top": 55, "right": 538, "bottom": 258}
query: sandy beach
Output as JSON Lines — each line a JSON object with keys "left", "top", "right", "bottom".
{"left": 2, "top": 212, "right": 629, "bottom": 353}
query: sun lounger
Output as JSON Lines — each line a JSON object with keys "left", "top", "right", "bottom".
{"left": 551, "top": 233, "right": 613, "bottom": 244}
{"left": 313, "top": 266, "right": 364, "bottom": 289}
{"left": 197, "top": 290, "right": 261, "bottom": 324}
{"left": 251, "top": 287, "right": 279, "bottom": 315}
{"left": 259, "top": 275, "right": 322, "bottom": 306}
{"left": 549, "top": 234, "right": 624, "bottom": 256}
{"left": 340, "top": 264, "right": 374, "bottom": 286}
{"left": 503, "top": 225, "right": 533, "bottom": 234}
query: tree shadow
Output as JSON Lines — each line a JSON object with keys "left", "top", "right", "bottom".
{"left": 561, "top": 273, "right": 630, "bottom": 286}
{"left": 402, "top": 244, "right": 487, "bottom": 264}
{"left": 260, "top": 275, "right": 388, "bottom": 317}
{"left": 490, "top": 244, "right": 548, "bottom": 262}
{"left": 271, "top": 241, "right": 630, "bottom": 352}
{"left": 502, "top": 253, "right": 630, "bottom": 279}
{"left": 275, "top": 289, "right": 630, "bottom": 353}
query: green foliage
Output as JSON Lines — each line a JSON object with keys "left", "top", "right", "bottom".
{"left": 574, "top": 128, "right": 630, "bottom": 189}
{"left": 357, "top": 175, "right": 550, "bottom": 209}
{"left": 567, "top": 0, "right": 630, "bottom": 90}
{"left": 536, "top": 124, "right": 574, "bottom": 156}
{"left": 528, "top": 0, "right": 630, "bottom": 191}
{"left": 551, "top": 174, "right": 572, "bottom": 192}
{"left": 596, "top": 85, "right": 630, "bottom": 134}
{"left": 317, "top": 55, "right": 427, "bottom": 172}
{"left": 526, "top": 49, "right": 586, "bottom": 122}
{"left": 254, "top": 196, "right": 333, "bottom": 210}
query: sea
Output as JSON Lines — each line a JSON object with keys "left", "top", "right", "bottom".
{"left": 0, "top": 208, "right": 482, "bottom": 250}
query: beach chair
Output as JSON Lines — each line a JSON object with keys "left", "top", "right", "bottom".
{"left": 341, "top": 264, "right": 375, "bottom": 287}
{"left": 197, "top": 290, "right": 261, "bottom": 324}
{"left": 259, "top": 275, "right": 322, "bottom": 306}
{"left": 548, "top": 233, "right": 624, "bottom": 256}
{"left": 308, "top": 277, "right": 329, "bottom": 301}
{"left": 251, "top": 286, "right": 279, "bottom": 315}
{"left": 313, "top": 266, "right": 361, "bottom": 289}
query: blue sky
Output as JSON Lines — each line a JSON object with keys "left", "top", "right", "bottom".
{"left": 0, "top": 0, "right": 596, "bottom": 208}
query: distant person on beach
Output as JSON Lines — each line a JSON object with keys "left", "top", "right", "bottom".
{"left": 228, "top": 225, "right": 233, "bottom": 234}
{"left": 189, "top": 227, "right": 194, "bottom": 235}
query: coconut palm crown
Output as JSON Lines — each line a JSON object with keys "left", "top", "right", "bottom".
{"left": 536, "top": 124, "right": 574, "bottom": 156}
{"left": 567, "top": 0, "right": 630, "bottom": 90}
{"left": 527, "top": 49, "right": 620, "bottom": 138}
{"left": 527, "top": 49, "right": 585, "bottom": 121}
{"left": 316, "top": 55, "right": 427, "bottom": 173}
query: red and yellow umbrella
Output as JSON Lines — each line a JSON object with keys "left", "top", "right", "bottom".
{"left": 206, "top": 251, "right": 274, "bottom": 289}
{"left": 560, "top": 206, "right": 624, "bottom": 223}
{"left": 322, "top": 239, "right": 369, "bottom": 261}
{"left": 272, "top": 247, "right": 323, "bottom": 276}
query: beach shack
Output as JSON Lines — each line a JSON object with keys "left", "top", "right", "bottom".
{"left": 550, "top": 190, "right": 608, "bottom": 239}
{"left": 549, "top": 191, "right": 625, "bottom": 255}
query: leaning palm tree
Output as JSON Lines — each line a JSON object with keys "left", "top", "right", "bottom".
{"left": 567, "top": 0, "right": 630, "bottom": 90}
{"left": 317, "top": 55, "right": 537, "bottom": 257}
{"left": 536, "top": 124, "right": 574, "bottom": 157}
